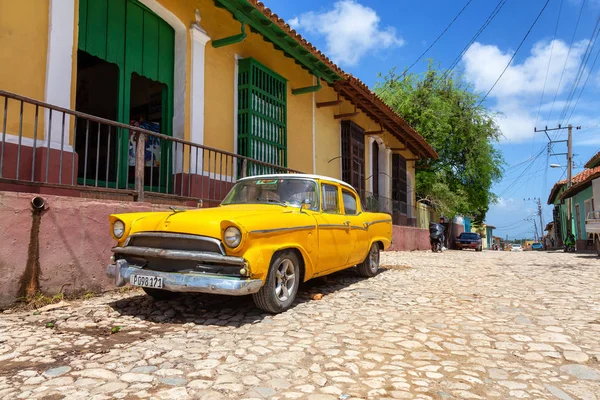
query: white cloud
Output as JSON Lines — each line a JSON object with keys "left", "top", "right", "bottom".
{"left": 461, "top": 39, "right": 592, "bottom": 142}
{"left": 288, "top": 0, "right": 404, "bottom": 66}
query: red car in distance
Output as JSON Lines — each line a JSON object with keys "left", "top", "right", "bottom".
{"left": 455, "top": 232, "right": 483, "bottom": 251}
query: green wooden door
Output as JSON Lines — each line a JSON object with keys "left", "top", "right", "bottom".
{"left": 78, "top": 0, "right": 174, "bottom": 191}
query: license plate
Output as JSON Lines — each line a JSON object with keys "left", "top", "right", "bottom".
{"left": 130, "top": 274, "right": 164, "bottom": 289}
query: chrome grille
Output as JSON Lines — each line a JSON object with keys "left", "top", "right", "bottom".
{"left": 126, "top": 232, "right": 224, "bottom": 255}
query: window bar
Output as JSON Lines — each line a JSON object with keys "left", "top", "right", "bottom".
{"left": 149, "top": 134, "right": 154, "bottom": 193}
{"left": 71, "top": 117, "right": 78, "bottom": 185}
{"left": 165, "top": 140, "right": 170, "bottom": 194}
{"left": 193, "top": 146, "right": 199, "bottom": 198}
{"left": 187, "top": 144, "right": 192, "bottom": 197}
{"left": 174, "top": 142, "right": 178, "bottom": 195}
{"left": 207, "top": 150, "right": 212, "bottom": 200}
{"left": 0, "top": 97, "right": 7, "bottom": 178}
{"left": 156, "top": 137, "right": 161, "bottom": 193}
{"left": 59, "top": 112, "right": 66, "bottom": 184}
{"left": 94, "top": 122, "right": 101, "bottom": 187}
{"left": 105, "top": 126, "right": 111, "bottom": 188}
{"left": 180, "top": 143, "right": 185, "bottom": 196}
{"left": 125, "top": 130, "right": 130, "bottom": 192}
{"left": 83, "top": 120, "right": 89, "bottom": 186}
{"left": 219, "top": 152, "right": 223, "bottom": 199}
{"left": 31, "top": 105, "right": 39, "bottom": 181}
{"left": 224, "top": 154, "right": 229, "bottom": 196}
{"left": 213, "top": 150, "right": 217, "bottom": 200}
{"left": 45, "top": 108, "right": 52, "bottom": 183}
{"left": 115, "top": 125, "right": 121, "bottom": 189}
{"left": 16, "top": 100, "right": 24, "bottom": 181}
{"left": 200, "top": 148, "right": 205, "bottom": 199}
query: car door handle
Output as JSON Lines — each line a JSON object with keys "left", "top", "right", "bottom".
{"left": 343, "top": 220, "right": 351, "bottom": 227}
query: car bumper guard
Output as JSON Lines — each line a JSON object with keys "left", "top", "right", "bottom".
{"left": 106, "top": 259, "right": 263, "bottom": 296}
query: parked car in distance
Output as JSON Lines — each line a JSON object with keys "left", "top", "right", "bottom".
{"left": 531, "top": 242, "right": 544, "bottom": 251}
{"left": 106, "top": 174, "right": 393, "bottom": 313}
{"left": 455, "top": 232, "right": 483, "bottom": 251}
{"left": 511, "top": 244, "right": 523, "bottom": 252}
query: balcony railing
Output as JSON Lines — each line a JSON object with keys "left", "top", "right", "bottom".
{"left": 0, "top": 90, "right": 300, "bottom": 204}
{"left": 358, "top": 190, "right": 420, "bottom": 227}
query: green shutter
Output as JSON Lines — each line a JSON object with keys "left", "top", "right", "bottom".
{"left": 78, "top": 0, "right": 175, "bottom": 190}
{"left": 238, "top": 58, "right": 287, "bottom": 175}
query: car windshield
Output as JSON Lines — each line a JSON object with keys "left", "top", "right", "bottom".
{"left": 222, "top": 178, "right": 319, "bottom": 209}
{"left": 459, "top": 233, "right": 479, "bottom": 239}
{"left": 513, "top": 244, "right": 522, "bottom": 248}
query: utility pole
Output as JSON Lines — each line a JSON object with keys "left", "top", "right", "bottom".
{"left": 525, "top": 197, "right": 544, "bottom": 242}
{"left": 534, "top": 124, "right": 580, "bottom": 240}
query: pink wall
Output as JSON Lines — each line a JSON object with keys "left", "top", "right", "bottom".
{"left": 388, "top": 225, "right": 431, "bottom": 251}
{"left": 0, "top": 191, "right": 176, "bottom": 309}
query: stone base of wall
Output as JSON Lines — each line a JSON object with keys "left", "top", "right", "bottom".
{"left": 0, "top": 190, "right": 180, "bottom": 309}
{"left": 387, "top": 225, "right": 431, "bottom": 251}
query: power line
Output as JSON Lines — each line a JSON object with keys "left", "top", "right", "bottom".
{"left": 535, "top": 0, "right": 563, "bottom": 129}
{"left": 566, "top": 37, "right": 600, "bottom": 123}
{"left": 402, "top": 0, "right": 474, "bottom": 75}
{"left": 444, "top": 0, "right": 509, "bottom": 78}
{"left": 559, "top": 14, "right": 600, "bottom": 124}
{"left": 546, "top": 0, "right": 587, "bottom": 128}
{"left": 478, "top": 0, "right": 551, "bottom": 105}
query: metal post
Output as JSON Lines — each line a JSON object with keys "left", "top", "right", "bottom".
{"left": 135, "top": 132, "right": 146, "bottom": 202}
{"left": 567, "top": 124, "right": 573, "bottom": 236}
{"left": 537, "top": 198, "right": 544, "bottom": 244}
{"left": 241, "top": 158, "right": 247, "bottom": 178}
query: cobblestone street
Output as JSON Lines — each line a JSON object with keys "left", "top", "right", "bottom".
{"left": 0, "top": 250, "right": 599, "bottom": 400}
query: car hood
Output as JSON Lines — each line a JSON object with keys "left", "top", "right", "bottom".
{"left": 121, "top": 204, "right": 301, "bottom": 239}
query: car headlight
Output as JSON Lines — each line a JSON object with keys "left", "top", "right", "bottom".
{"left": 224, "top": 226, "right": 242, "bottom": 248}
{"left": 113, "top": 220, "right": 125, "bottom": 239}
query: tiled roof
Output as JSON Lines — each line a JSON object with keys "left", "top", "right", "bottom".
{"left": 244, "top": 0, "right": 438, "bottom": 159}
{"left": 585, "top": 151, "right": 600, "bottom": 169}
{"left": 334, "top": 77, "right": 438, "bottom": 159}
{"left": 557, "top": 166, "right": 600, "bottom": 200}
{"left": 246, "top": 0, "right": 345, "bottom": 79}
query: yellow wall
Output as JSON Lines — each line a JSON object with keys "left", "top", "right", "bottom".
{"left": 0, "top": 0, "right": 49, "bottom": 137}
{"left": 1, "top": 0, "right": 425, "bottom": 196}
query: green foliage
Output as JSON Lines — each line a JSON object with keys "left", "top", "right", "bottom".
{"left": 375, "top": 62, "right": 505, "bottom": 223}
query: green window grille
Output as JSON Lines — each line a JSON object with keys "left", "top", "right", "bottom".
{"left": 238, "top": 58, "right": 287, "bottom": 176}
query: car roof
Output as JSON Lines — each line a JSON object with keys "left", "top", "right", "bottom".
{"left": 238, "top": 174, "right": 356, "bottom": 191}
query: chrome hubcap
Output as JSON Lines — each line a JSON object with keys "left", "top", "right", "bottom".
{"left": 275, "top": 259, "right": 296, "bottom": 302}
{"left": 369, "top": 246, "right": 379, "bottom": 272}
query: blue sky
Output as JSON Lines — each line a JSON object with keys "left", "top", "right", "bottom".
{"left": 266, "top": 0, "right": 600, "bottom": 239}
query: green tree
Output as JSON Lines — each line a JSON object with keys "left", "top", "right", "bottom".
{"left": 375, "top": 63, "right": 504, "bottom": 223}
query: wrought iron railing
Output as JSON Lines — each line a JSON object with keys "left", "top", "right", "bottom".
{"left": 0, "top": 90, "right": 300, "bottom": 203}
{"left": 358, "top": 190, "right": 419, "bottom": 227}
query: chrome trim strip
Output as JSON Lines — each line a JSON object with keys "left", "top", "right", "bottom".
{"left": 250, "top": 225, "right": 316, "bottom": 234}
{"left": 112, "top": 246, "right": 245, "bottom": 266}
{"left": 125, "top": 232, "right": 226, "bottom": 255}
{"left": 365, "top": 219, "right": 392, "bottom": 228}
{"left": 318, "top": 224, "right": 348, "bottom": 229}
{"left": 106, "top": 260, "right": 262, "bottom": 295}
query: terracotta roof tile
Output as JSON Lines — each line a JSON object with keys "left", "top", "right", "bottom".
{"left": 246, "top": 1, "right": 437, "bottom": 159}
{"left": 558, "top": 166, "right": 600, "bottom": 200}
{"left": 247, "top": 1, "right": 345, "bottom": 78}
{"left": 585, "top": 151, "right": 600, "bottom": 168}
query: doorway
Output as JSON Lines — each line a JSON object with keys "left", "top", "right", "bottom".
{"left": 128, "top": 73, "right": 168, "bottom": 189}
{"left": 75, "top": 51, "right": 119, "bottom": 185}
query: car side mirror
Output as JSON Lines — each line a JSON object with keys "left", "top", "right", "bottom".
{"left": 300, "top": 199, "right": 312, "bottom": 212}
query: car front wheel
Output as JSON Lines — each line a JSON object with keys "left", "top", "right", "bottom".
{"left": 357, "top": 243, "right": 380, "bottom": 277}
{"left": 253, "top": 251, "right": 300, "bottom": 314}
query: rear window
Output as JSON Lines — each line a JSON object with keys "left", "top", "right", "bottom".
{"left": 459, "top": 233, "right": 480, "bottom": 239}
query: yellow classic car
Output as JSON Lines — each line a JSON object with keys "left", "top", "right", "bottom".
{"left": 106, "top": 174, "right": 392, "bottom": 313}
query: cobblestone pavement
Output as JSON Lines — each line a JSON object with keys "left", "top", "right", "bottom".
{"left": 1, "top": 250, "right": 600, "bottom": 400}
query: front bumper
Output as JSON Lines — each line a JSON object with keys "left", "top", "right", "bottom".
{"left": 106, "top": 259, "right": 263, "bottom": 296}
{"left": 456, "top": 243, "right": 479, "bottom": 248}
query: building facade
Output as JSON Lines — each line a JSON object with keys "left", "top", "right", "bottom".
{"left": 0, "top": 0, "right": 436, "bottom": 223}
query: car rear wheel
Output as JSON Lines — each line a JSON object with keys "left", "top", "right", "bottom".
{"left": 253, "top": 251, "right": 300, "bottom": 314}
{"left": 142, "top": 287, "right": 179, "bottom": 301}
{"left": 357, "top": 243, "right": 380, "bottom": 277}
